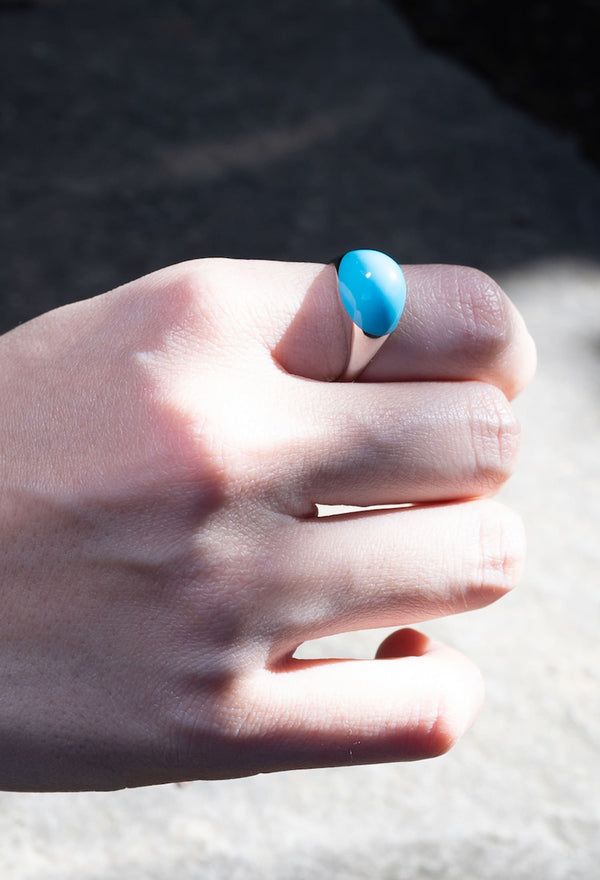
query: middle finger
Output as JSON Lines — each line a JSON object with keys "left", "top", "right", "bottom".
{"left": 286, "top": 379, "right": 519, "bottom": 509}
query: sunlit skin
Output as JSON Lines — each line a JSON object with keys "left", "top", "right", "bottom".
{"left": 0, "top": 258, "right": 536, "bottom": 791}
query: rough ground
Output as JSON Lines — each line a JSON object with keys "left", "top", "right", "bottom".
{"left": 1, "top": 1, "right": 599, "bottom": 877}
{"left": 390, "top": 0, "right": 600, "bottom": 167}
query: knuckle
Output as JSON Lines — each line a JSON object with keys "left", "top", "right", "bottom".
{"left": 424, "top": 665, "right": 485, "bottom": 758}
{"left": 414, "top": 703, "right": 459, "bottom": 759}
{"left": 454, "top": 266, "right": 512, "bottom": 360}
{"left": 208, "top": 414, "right": 283, "bottom": 507}
{"left": 168, "top": 674, "right": 266, "bottom": 774}
{"left": 475, "top": 500, "right": 526, "bottom": 594}
{"left": 128, "top": 261, "right": 241, "bottom": 478}
{"left": 159, "top": 259, "right": 220, "bottom": 334}
{"left": 143, "top": 258, "right": 236, "bottom": 348}
{"left": 468, "top": 384, "right": 521, "bottom": 489}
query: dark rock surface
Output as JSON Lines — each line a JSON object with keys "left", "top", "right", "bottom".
{"left": 390, "top": 0, "right": 600, "bottom": 166}
{"left": 1, "top": 0, "right": 599, "bottom": 332}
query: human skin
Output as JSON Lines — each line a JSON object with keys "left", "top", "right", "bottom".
{"left": 0, "top": 258, "right": 536, "bottom": 791}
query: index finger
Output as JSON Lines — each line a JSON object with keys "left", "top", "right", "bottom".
{"left": 272, "top": 262, "right": 536, "bottom": 399}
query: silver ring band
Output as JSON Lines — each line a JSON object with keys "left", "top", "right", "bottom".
{"left": 335, "top": 249, "right": 407, "bottom": 380}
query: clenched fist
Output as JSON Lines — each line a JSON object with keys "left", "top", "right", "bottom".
{"left": 0, "top": 258, "right": 536, "bottom": 790}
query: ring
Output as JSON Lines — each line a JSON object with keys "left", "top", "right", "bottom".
{"left": 335, "top": 249, "right": 407, "bottom": 380}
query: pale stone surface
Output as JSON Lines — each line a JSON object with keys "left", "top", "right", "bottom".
{"left": 1, "top": 0, "right": 599, "bottom": 877}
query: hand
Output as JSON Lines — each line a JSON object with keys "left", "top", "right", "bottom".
{"left": 0, "top": 258, "right": 536, "bottom": 790}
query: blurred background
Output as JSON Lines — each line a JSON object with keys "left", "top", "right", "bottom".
{"left": 1, "top": 1, "right": 599, "bottom": 877}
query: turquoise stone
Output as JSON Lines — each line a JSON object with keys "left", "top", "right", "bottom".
{"left": 338, "top": 249, "right": 406, "bottom": 338}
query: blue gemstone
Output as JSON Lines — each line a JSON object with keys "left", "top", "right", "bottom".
{"left": 338, "top": 249, "right": 406, "bottom": 338}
